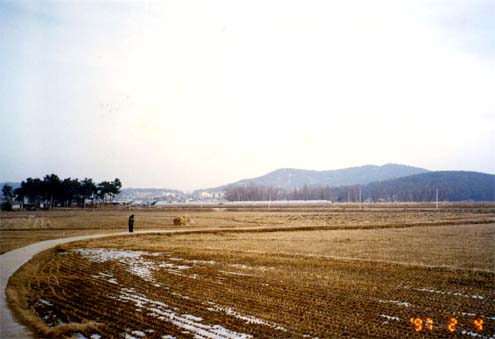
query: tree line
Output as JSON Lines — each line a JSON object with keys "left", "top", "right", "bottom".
{"left": 1, "top": 175, "right": 122, "bottom": 210}
{"left": 224, "top": 185, "right": 339, "bottom": 201}
{"left": 223, "top": 184, "right": 442, "bottom": 202}
{"left": 223, "top": 171, "right": 494, "bottom": 202}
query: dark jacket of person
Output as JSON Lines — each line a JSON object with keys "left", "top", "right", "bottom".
{"left": 128, "top": 215, "right": 134, "bottom": 233}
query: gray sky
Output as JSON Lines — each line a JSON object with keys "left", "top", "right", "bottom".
{"left": 1, "top": 0, "right": 494, "bottom": 191}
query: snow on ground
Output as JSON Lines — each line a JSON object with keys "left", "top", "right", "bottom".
{"left": 75, "top": 249, "right": 192, "bottom": 283}
{"left": 461, "top": 330, "right": 495, "bottom": 339}
{"left": 115, "top": 288, "right": 253, "bottom": 339}
{"left": 38, "top": 299, "right": 53, "bottom": 307}
{"left": 378, "top": 299, "right": 412, "bottom": 307}
{"left": 412, "top": 288, "right": 485, "bottom": 300}
{"left": 72, "top": 333, "right": 102, "bottom": 339}
{"left": 380, "top": 314, "right": 400, "bottom": 322}
{"left": 76, "top": 248, "right": 289, "bottom": 337}
{"left": 76, "top": 249, "right": 160, "bottom": 282}
{"left": 206, "top": 305, "right": 288, "bottom": 332}
{"left": 158, "top": 263, "right": 191, "bottom": 270}
{"left": 229, "top": 264, "right": 272, "bottom": 271}
{"left": 76, "top": 248, "right": 272, "bottom": 285}
{"left": 131, "top": 330, "right": 146, "bottom": 337}
{"left": 92, "top": 272, "right": 119, "bottom": 284}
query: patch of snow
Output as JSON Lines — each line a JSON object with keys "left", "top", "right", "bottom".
{"left": 380, "top": 315, "right": 400, "bottom": 321}
{"left": 92, "top": 272, "right": 119, "bottom": 285}
{"left": 131, "top": 330, "right": 146, "bottom": 337}
{"left": 108, "top": 278, "right": 119, "bottom": 284}
{"left": 184, "top": 314, "right": 203, "bottom": 322}
{"left": 158, "top": 263, "right": 191, "bottom": 270}
{"left": 75, "top": 249, "right": 198, "bottom": 283}
{"left": 74, "top": 333, "right": 88, "bottom": 339}
{"left": 379, "top": 299, "right": 412, "bottom": 307}
{"left": 207, "top": 305, "right": 287, "bottom": 332}
{"left": 189, "top": 259, "right": 217, "bottom": 265}
{"left": 38, "top": 299, "right": 53, "bottom": 306}
{"left": 114, "top": 289, "right": 253, "bottom": 339}
{"left": 162, "top": 270, "right": 189, "bottom": 278}
{"left": 229, "top": 264, "right": 271, "bottom": 271}
{"left": 75, "top": 249, "right": 157, "bottom": 282}
{"left": 162, "top": 336, "right": 177, "bottom": 339}
{"left": 461, "top": 330, "right": 494, "bottom": 338}
{"left": 90, "top": 334, "right": 102, "bottom": 339}
{"left": 99, "top": 272, "right": 113, "bottom": 277}
{"left": 76, "top": 248, "right": 145, "bottom": 262}
{"left": 171, "top": 292, "right": 191, "bottom": 300}
{"left": 412, "top": 288, "right": 485, "bottom": 300}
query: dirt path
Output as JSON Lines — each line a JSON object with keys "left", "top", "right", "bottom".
{"left": 0, "top": 229, "right": 190, "bottom": 339}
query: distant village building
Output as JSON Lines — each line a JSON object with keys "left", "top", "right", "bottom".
{"left": 194, "top": 191, "right": 225, "bottom": 200}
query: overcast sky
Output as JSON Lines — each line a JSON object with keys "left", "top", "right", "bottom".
{"left": 1, "top": 0, "right": 494, "bottom": 191}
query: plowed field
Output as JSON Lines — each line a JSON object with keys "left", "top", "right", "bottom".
{"left": 6, "top": 207, "right": 495, "bottom": 338}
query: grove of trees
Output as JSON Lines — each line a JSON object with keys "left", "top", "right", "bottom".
{"left": 1, "top": 175, "right": 122, "bottom": 210}
{"left": 223, "top": 171, "right": 494, "bottom": 202}
{"left": 224, "top": 184, "right": 338, "bottom": 202}
{"left": 223, "top": 183, "right": 444, "bottom": 202}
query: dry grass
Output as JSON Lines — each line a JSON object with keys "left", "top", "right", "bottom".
{"left": 6, "top": 248, "right": 103, "bottom": 339}
{"left": 173, "top": 215, "right": 192, "bottom": 225}
{"left": 147, "top": 223, "right": 495, "bottom": 271}
{"left": 10, "top": 235, "right": 495, "bottom": 338}
{"left": 6, "top": 205, "right": 495, "bottom": 338}
{"left": 1, "top": 203, "right": 494, "bottom": 254}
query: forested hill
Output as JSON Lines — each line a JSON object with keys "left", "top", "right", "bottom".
{"left": 356, "top": 171, "right": 495, "bottom": 202}
{"left": 223, "top": 171, "right": 494, "bottom": 202}
{"left": 208, "top": 164, "right": 428, "bottom": 192}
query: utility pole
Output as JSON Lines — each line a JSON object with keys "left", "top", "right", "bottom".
{"left": 436, "top": 189, "right": 439, "bottom": 210}
{"left": 268, "top": 191, "right": 271, "bottom": 209}
{"left": 359, "top": 187, "right": 362, "bottom": 209}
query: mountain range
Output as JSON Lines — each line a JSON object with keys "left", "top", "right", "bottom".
{"left": 2, "top": 164, "right": 494, "bottom": 202}
{"left": 203, "top": 164, "right": 429, "bottom": 192}
{"left": 204, "top": 164, "right": 494, "bottom": 202}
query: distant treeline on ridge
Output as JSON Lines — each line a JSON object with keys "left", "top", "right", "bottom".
{"left": 1, "top": 175, "right": 122, "bottom": 210}
{"left": 224, "top": 171, "right": 495, "bottom": 202}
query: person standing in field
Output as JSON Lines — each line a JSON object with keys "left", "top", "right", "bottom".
{"left": 128, "top": 214, "right": 134, "bottom": 233}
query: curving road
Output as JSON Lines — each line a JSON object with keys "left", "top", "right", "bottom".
{"left": 0, "top": 229, "right": 190, "bottom": 339}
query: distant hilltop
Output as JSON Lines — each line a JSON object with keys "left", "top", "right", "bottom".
{"left": 200, "top": 164, "right": 429, "bottom": 192}
{"left": 360, "top": 171, "right": 495, "bottom": 202}
{"left": 195, "top": 164, "right": 494, "bottom": 202}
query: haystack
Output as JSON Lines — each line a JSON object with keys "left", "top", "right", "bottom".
{"left": 173, "top": 215, "right": 191, "bottom": 225}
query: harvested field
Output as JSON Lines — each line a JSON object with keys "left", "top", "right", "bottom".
{"left": 4, "top": 204, "right": 495, "bottom": 338}
{"left": 1, "top": 203, "right": 494, "bottom": 253}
